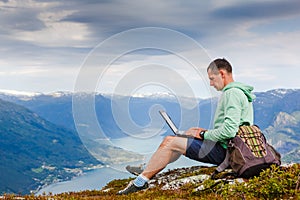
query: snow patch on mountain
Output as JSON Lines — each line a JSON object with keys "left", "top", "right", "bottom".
{"left": 0, "top": 89, "right": 41, "bottom": 97}
{"left": 267, "top": 88, "right": 296, "bottom": 98}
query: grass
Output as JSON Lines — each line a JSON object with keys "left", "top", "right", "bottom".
{"left": 2, "top": 164, "right": 300, "bottom": 200}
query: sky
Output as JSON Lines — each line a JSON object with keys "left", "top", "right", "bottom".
{"left": 0, "top": 0, "right": 300, "bottom": 98}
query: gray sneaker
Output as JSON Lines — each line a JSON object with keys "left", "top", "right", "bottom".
{"left": 126, "top": 163, "right": 145, "bottom": 176}
{"left": 117, "top": 181, "right": 148, "bottom": 195}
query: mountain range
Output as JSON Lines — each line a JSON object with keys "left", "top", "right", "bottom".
{"left": 0, "top": 88, "right": 299, "bottom": 194}
{"left": 0, "top": 98, "right": 101, "bottom": 194}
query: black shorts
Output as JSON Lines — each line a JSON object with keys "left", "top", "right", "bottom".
{"left": 185, "top": 138, "right": 226, "bottom": 165}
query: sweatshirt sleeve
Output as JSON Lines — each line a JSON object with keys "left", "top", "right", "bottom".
{"left": 204, "top": 89, "right": 243, "bottom": 142}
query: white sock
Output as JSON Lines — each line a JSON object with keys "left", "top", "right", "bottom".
{"left": 133, "top": 174, "right": 149, "bottom": 187}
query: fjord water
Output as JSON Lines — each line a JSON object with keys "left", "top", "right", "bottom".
{"left": 37, "top": 135, "right": 204, "bottom": 195}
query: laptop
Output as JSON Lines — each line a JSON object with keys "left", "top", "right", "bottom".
{"left": 159, "top": 110, "right": 193, "bottom": 138}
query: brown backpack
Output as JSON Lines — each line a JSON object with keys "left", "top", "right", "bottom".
{"left": 213, "top": 124, "right": 281, "bottom": 179}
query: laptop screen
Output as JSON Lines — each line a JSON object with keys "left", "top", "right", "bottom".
{"left": 159, "top": 110, "right": 178, "bottom": 134}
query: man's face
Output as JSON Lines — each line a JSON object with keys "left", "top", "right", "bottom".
{"left": 207, "top": 68, "right": 225, "bottom": 91}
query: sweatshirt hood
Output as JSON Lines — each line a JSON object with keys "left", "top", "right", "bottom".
{"left": 223, "top": 82, "right": 256, "bottom": 102}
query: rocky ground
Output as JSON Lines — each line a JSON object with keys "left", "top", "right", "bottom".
{"left": 2, "top": 164, "right": 300, "bottom": 199}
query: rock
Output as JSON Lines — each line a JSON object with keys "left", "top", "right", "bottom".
{"left": 162, "top": 174, "right": 210, "bottom": 190}
{"left": 148, "top": 165, "right": 205, "bottom": 188}
{"left": 193, "top": 178, "right": 245, "bottom": 192}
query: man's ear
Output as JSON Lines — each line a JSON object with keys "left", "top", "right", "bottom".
{"left": 219, "top": 69, "right": 226, "bottom": 78}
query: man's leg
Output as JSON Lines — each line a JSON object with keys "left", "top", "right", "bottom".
{"left": 141, "top": 137, "right": 226, "bottom": 179}
{"left": 117, "top": 136, "right": 188, "bottom": 195}
{"left": 185, "top": 139, "right": 226, "bottom": 165}
{"left": 142, "top": 135, "right": 188, "bottom": 179}
{"left": 117, "top": 137, "right": 226, "bottom": 194}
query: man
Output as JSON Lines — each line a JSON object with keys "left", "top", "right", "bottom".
{"left": 117, "top": 58, "right": 255, "bottom": 195}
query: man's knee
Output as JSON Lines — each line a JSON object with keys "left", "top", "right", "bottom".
{"left": 159, "top": 136, "right": 187, "bottom": 153}
{"left": 159, "top": 136, "right": 175, "bottom": 148}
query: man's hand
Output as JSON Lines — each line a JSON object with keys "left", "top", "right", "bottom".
{"left": 185, "top": 127, "right": 206, "bottom": 140}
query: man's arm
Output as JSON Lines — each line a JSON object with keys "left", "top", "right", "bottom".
{"left": 184, "top": 127, "right": 206, "bottom": 140}
{"left": 204, "top": 89, "right": 243, "bottom": 142}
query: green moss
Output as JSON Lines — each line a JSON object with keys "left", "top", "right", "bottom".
{"left": 7, "top": 164, "right": 300, "bottom": 200}
{"left": 218, "top": 164, "right": 300, "bottom": 199}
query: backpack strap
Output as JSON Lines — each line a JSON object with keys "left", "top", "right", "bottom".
{"left": 211, "top": 122, "right": 250, "bottom": 179}
{"left": 211, "top": 149, "right": 230, "bottom": 179}
{"left": 240, "top": 121, "right": 250, "bottom": 126}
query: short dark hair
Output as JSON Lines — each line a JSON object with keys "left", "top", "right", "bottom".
{"left": 207, "top": 58, "right": 232, "bottom": 74}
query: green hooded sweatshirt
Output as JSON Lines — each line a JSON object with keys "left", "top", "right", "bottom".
{"left": 204, "top": 82, "right": 256, "bottom": 149}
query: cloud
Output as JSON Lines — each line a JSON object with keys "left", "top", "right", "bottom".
{"left": 0, "top": 0, "right": 299, "bottom": 94}
{"left": 0, "top": 0, "right": 58, "bottom": 32}
{"left": 0, "top": 1, "right": 92, "bottom": 47}
{"left": 212, "top": 1, "right": 300, "bottom": 20}
{"left": 55, "top": 0, "right": 219, "bottom": 42}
